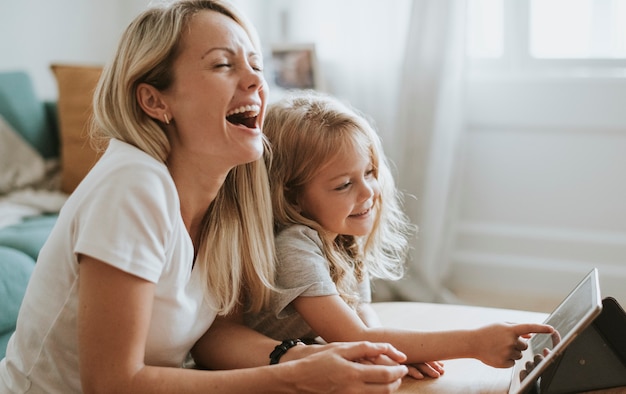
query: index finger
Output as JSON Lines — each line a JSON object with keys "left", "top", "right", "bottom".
{"left": 513, "top": 323, "right": 554, "bottom": 336}
{"left": 352, "top": 361, "right": 409, "bottom": 386}
{"left": 338, "top": 341, "right": 408, "bottom": 364}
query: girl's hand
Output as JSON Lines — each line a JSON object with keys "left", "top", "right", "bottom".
{"left": 474, "top": 323, "right": 554, "bottom": 368}
{"left": 406, "top": 361, "right": 445, "bottom": 379}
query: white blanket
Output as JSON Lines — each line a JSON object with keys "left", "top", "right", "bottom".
{"left": 0, "top": 115, "right": 67, "bottom": 230}
{"left": 0, "top": 187, "right": 67, "bottom": 229}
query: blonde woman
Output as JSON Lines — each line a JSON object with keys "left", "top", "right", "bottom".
{"left": 0, "top": 2, "right": 410, "bottom": 393}
{"left": 246, "top": 90, "right": 554, "bottom": 378}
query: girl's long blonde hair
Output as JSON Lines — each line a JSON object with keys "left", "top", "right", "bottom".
{"left": 91, "top": 0, "right": 274, "bottom": 314}
{"left": 264, "top": 90, "right": 414, "bottom": 305}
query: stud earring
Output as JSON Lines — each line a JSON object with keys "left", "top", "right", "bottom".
{"left": 163, "top": 114, "right": 170, "bottom": 125}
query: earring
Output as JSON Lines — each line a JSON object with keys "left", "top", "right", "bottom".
{"left": 163, "top": 114, "right": 170, "bottom": 125}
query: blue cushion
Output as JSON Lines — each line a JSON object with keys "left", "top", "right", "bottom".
{"left": 0, "top": 214, "right": 57, "bottom": 260}
{"left": 0, "top": 332, "right": 12, "bottom": 360}
{"left": 0, "top": 71, "right": 59, "bottom": 159}
{"left": 0, "top": 246, "right": 35, "bottom": 358}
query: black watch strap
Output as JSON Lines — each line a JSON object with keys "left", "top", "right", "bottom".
{"left": 269, "top": 339, "right": 303, "bottom": 365}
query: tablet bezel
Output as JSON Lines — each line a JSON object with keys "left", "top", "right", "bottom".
{"left": 508, "top": 268, "right": 602, "bottom": 394}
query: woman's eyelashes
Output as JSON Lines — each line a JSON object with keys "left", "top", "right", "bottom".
{"left": 211, "top": 57, "right": 263, "bottom": 72}
{"left": 249, "top": 55, "right": 264, "bottom": 72}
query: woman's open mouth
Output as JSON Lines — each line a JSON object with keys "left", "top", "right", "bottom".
{"left": 226, "top": 104, "right": 260, "bottom": 129}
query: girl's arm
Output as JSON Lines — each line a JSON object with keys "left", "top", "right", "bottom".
{"left": 357, "top": 302, "right": 382, "bottom": 327}
{"left": 293, "top": 294, "right": 554, "bottom": 368}
{"left": 77, "top": 256, "right": 408, "bottom": 394}
{"left": 358, "top": 302, "right": 445, "bottom": 379}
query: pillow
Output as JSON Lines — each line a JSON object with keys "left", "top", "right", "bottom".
{"left": 0, "top": 115, "right": 46, "bottom": 194}
{"left": 0, "top": 71, "right": 59, "bottom": 159}
{"left": 50, "top": 64, "right": 103, "bottom": 194}
{"left": 0, "top": 247, "right": 35, "bottom": 344}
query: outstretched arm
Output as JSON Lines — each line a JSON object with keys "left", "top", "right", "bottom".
{"left": 293, "top": 295, "right": 554, "bottom": 368}
{"left": 358, "top": 302, "right": 445, "bottom": 379}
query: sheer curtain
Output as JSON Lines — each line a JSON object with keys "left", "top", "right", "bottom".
{"left": 251, "top": 0, "right": 468, "bottom": 303}
{"left": 379, "top": 0, "right": 468, "bottom": 302}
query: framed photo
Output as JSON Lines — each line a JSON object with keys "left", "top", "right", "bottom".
{"left": 269, "top": 43, "right": 320, "bottom": 90}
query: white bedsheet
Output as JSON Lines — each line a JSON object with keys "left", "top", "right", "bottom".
{"left": 0, "top": 115, "right": 68, "bottom": 230}
{"left": 0, "top": 159, "right": 67, "bottom": 230}
{"left": 0, "top": 187, "right": 66, "bottom": 229}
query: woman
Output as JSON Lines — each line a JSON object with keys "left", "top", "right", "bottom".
{"left": 0, "top": 1, "right": 408, "bottom": 393}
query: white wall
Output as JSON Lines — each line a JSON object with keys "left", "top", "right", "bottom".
{"left": 0, "top": 0, "right": 274, "bottom": 101}
{"left": 449, "top": 75, "right": 626, "bottom": 312}
{"left": 0, "top": 0, "right": 150, "bottom": 99}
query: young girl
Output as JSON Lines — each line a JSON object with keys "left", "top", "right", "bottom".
{"left": 245, "top": 90, "right": 554, "bottom": 379}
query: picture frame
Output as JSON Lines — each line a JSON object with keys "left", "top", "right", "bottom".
{"left": 269, "top": 43, "right": 321, "bottom": 91}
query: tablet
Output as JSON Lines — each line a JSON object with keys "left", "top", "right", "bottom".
{"left": 508, "top": 268, "right": 602, "bottom": 394}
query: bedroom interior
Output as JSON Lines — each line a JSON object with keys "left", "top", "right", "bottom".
{"left": 1, "top": 0, "right": 625, "bottom": 317}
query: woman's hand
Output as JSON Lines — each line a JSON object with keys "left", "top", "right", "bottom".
{"left": 279, "top": 341, "right": 328, "bottom": 363}
{"left": 284, "top": 341, "right": 409, "bottom": 393}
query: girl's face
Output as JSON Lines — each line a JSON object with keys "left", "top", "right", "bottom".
{"left": 297, "top": 142, "right": 380, "bottom": 241}
{"left": 163, "top": 10, "right": 267, "bottom": 170}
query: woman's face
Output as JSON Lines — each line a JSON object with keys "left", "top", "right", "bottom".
{"left": 163, "top": 10, "right": 267, "bottom": 169}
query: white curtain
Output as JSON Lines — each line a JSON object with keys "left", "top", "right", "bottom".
{"left": 377, "top": 0, "right": 468, "bottom": 303}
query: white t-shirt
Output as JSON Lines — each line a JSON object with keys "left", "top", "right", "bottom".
{"left": 0, "top": 139, "right": 217, "bottom": 393}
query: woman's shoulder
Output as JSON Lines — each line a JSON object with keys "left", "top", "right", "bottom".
{"left": 68, "top": 139, "right": 178, "bottom": 213}
{"left": 87, "top": 139, "right": 173, "bottom": 190}
{"left": 102, "top": 139, "right": 167, "bottom": 172}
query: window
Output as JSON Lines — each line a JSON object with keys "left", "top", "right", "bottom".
{"left": 530, "top": 0, "right": 626, "bottom": 59}
{"left": 468, "top": 0, "right": 626, "bottom": 73}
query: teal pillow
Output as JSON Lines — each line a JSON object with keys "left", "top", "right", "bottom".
{"left": 0, "top": 214, "right": 58, "bottom": 260}
{"left": 0, "top": 332, "right": 12, "bottom": 360}
{"left": 0, "top": 71, "right": 59, "bottom": 159}
{"left": 0, "top": 246, "right": 35, "bottom": 358}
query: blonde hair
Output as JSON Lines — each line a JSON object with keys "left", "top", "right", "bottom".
{"left": 91, "top": 0, "right": 274, "bottom": 314}
{"left": 264, "top": 90, "right": 413, "bottom": 305}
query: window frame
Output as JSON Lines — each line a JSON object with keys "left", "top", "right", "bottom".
{"left": 468, "top": 0, "right": 626, "bottom": 77}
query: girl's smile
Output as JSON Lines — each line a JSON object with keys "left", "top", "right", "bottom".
{"left": 349, "top": 207, "right": 373, "bottom": 218}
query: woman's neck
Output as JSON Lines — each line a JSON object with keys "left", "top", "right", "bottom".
{"left": 167, "top": 152, "right": 230, "bottom": 247}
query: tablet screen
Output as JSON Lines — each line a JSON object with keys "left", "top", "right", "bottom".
{"left": 508, "top": 268, "right": 602, "bottom": 394}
